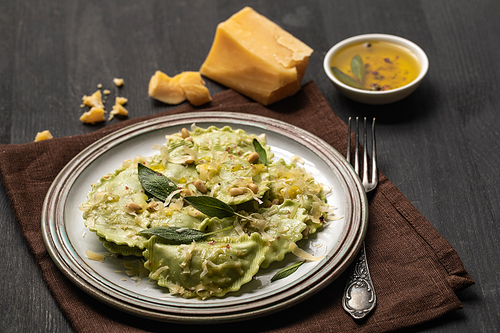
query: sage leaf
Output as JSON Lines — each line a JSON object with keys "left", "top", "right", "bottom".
{"left": 137, "top": 163, "right": 178, "bottom": 202}
{"left": 331, "top": 67, "right": 367, "bottom": 90}
{"left": 139, "top": 226, "right": 205, "bottom": 244}
{"left": 184, "top": 196, "right": 235, "bottom": 219}
{"left": 252, "top": 138, "right": 267, "bottom": 166}
{"left": 271, "top": 260, "right": 306, "bottom": 282}
{"left": 351, "top": 55, "right": 365, "bottom": 82}
{"left": 139, "top": 226, "right": 233, "bottom": 244}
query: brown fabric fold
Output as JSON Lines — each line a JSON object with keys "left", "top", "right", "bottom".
{"left": 0, "top": 81, "right": 473, "bottom": 333}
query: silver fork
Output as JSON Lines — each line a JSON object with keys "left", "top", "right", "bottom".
{"left": 342, "top": 117, "right": 377, "bottom": 320}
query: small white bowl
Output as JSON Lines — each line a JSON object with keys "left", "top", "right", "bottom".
{"left": 323, "top": 33, "right": 429, "bottom": 104}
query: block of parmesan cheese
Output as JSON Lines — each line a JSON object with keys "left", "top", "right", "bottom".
{"left": 200, "top": 7, "right": 313, "bottom": 105}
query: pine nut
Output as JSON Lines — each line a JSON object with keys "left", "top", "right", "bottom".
{"left": 194, "top": 180, "right": 207, "bottom": 194}
{"left": 247, "top": 152, "right": 259, "bottom": 163}
{"left": 230, "top": 187, "right": 245, "bottom": 196}
{"left": 147, "top": 201, "right": 158, "bottom": 212}
{"left": 302, "top": 225, "right": 310, "bottom": 238}
{"left": 126, "top": 202, "right": 142, "bottom": 211}
{"left": 181, "top": 128, "right": 190, "bottom": 139}
{"left": 184, "top": 156, "right": 196, "bottom": 164}
{"left": 272, "top": 199, "right": 280, "bottom": 205}
{"left": 248, "top": 183, "right": 259, "bottom": 193}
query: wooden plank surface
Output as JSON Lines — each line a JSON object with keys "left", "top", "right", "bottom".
{"left": 1, "top": 0, "right": 499, "bottom": 332}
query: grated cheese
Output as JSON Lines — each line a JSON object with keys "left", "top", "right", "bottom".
{"left": 290, "top": 243, "right": 324, "bottom": 261}
{"left": 151, "top": 265, "right": 169, "bottom": 279}
{"left": 290, "top": 154, "right": 305, "bottom": 165}
{"left": 85, "top": 249, "right": 105, "bottom": 262}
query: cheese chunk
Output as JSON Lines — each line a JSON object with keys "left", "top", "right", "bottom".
{"left": 200, "top": 7, "right": 313, "bottom": 105}
{"left": 34, "top": 130, "right": 53, "bottom": 142}
{"left": 177, "top": 71, "right": 212, "bottom": 106}
{"left": 108, "top": 103, "right": 128, "bottom": 121}
{"left": 82, "top": 90, "right": 104, "bottom": 108}
{"left": 80, "top": 107, "right": 105, "bottom": 124}
{"left": 113, "top": 78, "right": 124, "bottom": 87}
{"left": 148, "top": 70, "right": 212, "bottom": 106}
{"left": 116, "top": 96, "right": 128, "bottom": 105}
{"left": 148, "top": 71, "right": 186, "bottom": 105}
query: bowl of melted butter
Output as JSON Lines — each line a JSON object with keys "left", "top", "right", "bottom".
{"left": 323, "top": 34, "right": 428, "bottom": 104}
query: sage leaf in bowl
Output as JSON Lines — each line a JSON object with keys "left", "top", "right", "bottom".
{"left": 331, "top": 67, "right": 367, "bottom": 90}
{"left": 351, "top": 55, "right": 365, "bottom": 82}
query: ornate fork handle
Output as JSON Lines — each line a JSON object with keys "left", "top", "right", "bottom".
{"left": 343, "top": 117, "right": 377, "bottom": 319}
{"left": 342, "top": 242, "right": 376, "bottom": 319}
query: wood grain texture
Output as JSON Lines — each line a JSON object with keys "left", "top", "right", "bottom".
{"left": 1, "top": 0, "right": 499, "bottom": 332}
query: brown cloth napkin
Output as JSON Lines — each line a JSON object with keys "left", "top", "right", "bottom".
{"left": 0, "top": 81, "right": 473, "bottom": 333}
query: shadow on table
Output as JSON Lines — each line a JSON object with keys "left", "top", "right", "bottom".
{"left": 338, "top": 82, "right": 438, "bottom": 125}
{"left": 403, "top": 286, "right": 481, "bottom": 332}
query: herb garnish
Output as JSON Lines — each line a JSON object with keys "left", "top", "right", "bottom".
{"left": 271, "top": 260, "right": 306, "bottom": 282}
{"left": 252, "top": 138, "right": 267, "bottom": 166}
{"left": 184, "top": 196, "right": 254, "bottom": 222}
{"left": 351, "top": 55, "right": 365, "bottom": 82}
{"left": 139, "top": 226, "right": 233, "bottom": 244}
{"left": 331, "top": 54, "right": 368, "bottom": 90}
{"left": 137, "top": 163, "right": 178, "bottom": 202}
{"left": 184, "top": 196, "right": 236, "bottom": 218}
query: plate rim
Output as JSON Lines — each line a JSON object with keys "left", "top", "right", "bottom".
{"left": 41, "top": 111, "right": 368, "bottom": 324}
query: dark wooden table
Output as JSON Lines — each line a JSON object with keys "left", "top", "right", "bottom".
{"left": 1, "top": 1, "right": 499, "bottom": 332}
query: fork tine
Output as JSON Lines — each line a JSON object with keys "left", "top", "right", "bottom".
{"left": 354, "top": 117, "right": 359, "bottom": 174}
{"left": 347, "top": 117, "right": 352, "bottom": 163}
{"left": 363, "top": 117, "right": 369, "bottom": 188}
{"left": 347, "top": 117, "right": 378, "bottom": 192}
{"left": 371, "top": 118, "right": 378, "bottom": 186}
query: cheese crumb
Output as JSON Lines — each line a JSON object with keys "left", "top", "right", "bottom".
{"left": 116, "top": 96, "right": 128, "bottom": 105}
{"left": 113, "top": 78, "right": 124, "bottom": 87}
{"left": 82, "top": 90, "right": 104, "bottom": 108}
{"left": 80, "top": 83, "right": 128, "bottom": 124}
{"left": 80, "top": 107, "right": 106, "bottom": 124}
{"left": 34, "top": 130, "right": 53, "bottom": 142}
{"left": 108, "top": 97, "right": 129, "bottom": 121}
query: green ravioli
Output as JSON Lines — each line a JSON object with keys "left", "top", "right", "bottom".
{"left": 143, "top": 233, "right": 268, "bottom": 299}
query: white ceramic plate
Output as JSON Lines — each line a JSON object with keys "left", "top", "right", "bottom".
{"left": 42, "top": 112, "right": 367, "bottom": 324}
